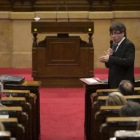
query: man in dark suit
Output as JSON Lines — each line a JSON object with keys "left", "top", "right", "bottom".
{"left": 99, "top": 22, "right": 135, "bottom": 88}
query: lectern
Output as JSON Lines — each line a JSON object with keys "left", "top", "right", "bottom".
{"left": 31, "top": 22, "right": 94, "bottom": 87}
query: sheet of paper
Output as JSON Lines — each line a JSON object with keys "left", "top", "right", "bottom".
{"left": 85, "top": 78, "right": 98, "bottom": 83}
{"left": 0, "top": 115, "right": 9, "bottom": 118}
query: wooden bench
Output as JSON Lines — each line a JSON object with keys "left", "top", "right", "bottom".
{"left": 1, "top": 98, "right": 31, "bottom": 140}
{"left": 0, "top": 118, "right": 25, "bottom": 140}
{"left": 91, "top": 87, "right": 140, "bottom": 105}
{"left": 92, "top": 106, "right": 122, "bottom": 140}
{"left": 115, "top": 130, "right": 140, "bottom": 140}
{"left": 97, "top": 95, "right": 140, "bottom": 107}
{"left": 3, "top": 90, "right": 37, "bottom": 140}
{"left": 0, "top": 107, "right": 29, "bottom": 140}
{"left": 91, "top": 95, "right": 140, "bottom": 140}
{"left": 97, "top": 87, "right": 140, "bottom": 96}
{"left": 92, "top": 95, "right": 140, "bottom": 126}
{"left": 101, "top": 117, "right": 139, "bottom": 140}
{"left": 4, "top": 81, "right": 41, "bottom": 140}
{"left": 0, "top": 131, "right": 17, "bottom": 140}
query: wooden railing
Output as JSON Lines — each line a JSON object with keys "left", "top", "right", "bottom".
{"left": 0, "top": 0, "right": 140, "bottom": 11}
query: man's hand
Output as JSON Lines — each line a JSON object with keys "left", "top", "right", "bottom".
{"left": 107, "top": 48, "right": 114, "bottom": 56}
{"left": 99, "top": 52, "right": 110, "bottom": 63}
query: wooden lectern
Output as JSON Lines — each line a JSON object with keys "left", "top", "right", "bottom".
{"left": 31, "top": 22, "right": 94, "bottom": 87}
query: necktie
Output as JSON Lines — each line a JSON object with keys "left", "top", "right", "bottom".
{"left": 113, "top": 43, "right": 118, "bottom": 53}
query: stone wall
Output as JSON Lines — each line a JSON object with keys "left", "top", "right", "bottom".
{"left": 0, "top": 11, "right": 140, "bottom": 68}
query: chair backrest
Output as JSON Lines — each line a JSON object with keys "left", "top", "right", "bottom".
{"left": 96, "top": 87, "right": 140, "bottom": 96}
{"left": 0, "top": 118, "right": 25, "bottom": 140}
{"left": 0, "top": 107, "right": 22, "bottom": 118}
{"left": 97, "top": 88, "right": 117, "bottom": 96}
{"left": 98, "top": 106, "right": 122, "bottom": 119}
{"left": 115, "top": 130, "right": 140, "bottom": 140}
{"left": 1, "top": 97, "right": 26, "bottom": 106}
{"left": 97, "top": 95, "right": 140, "bottom": 107}
{"left": 3, "top": 90, "right": 30, "bottom": 99}
{"left": 101, "top": 117, "right": 139, "bottom": 140}
{"left": 0, "top": 131, "right": 11, "bottom": 140}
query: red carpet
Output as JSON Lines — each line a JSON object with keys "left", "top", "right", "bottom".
{"left": 40, "top": 90, "right": 84, "bottom": 140}
{"left": 40, "top": 88, "right": 85, "bottom": 140}
{"left": 0, "top": 68, "right": 140, "bottom": 140}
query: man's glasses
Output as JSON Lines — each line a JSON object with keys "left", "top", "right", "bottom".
{"left": 110, "top": 32, "right": 121, "bottom": 36}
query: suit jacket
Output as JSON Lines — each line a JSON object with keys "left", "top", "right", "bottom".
{"left": 105, "top": 38, "right": 135, "bottom": 88}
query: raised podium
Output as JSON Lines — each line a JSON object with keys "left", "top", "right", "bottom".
{"left": 31, "top": 22, "right": 94, "bottom": 87}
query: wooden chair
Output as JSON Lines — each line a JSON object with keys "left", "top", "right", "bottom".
{"left": 101, "top": 117, "right": 139, "bottom": 140}
{"left": 0, "top": 118, "right": 25, "bottom": 140}
{"left": 0, "top": 107, "right": 29, "bottom": 140}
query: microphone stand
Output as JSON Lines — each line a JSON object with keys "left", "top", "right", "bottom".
{"left": 64, "top": 1, "right": 70, "bottom": 22}
{"left": 56, "top": 0, "right": 60, "bottom": 22}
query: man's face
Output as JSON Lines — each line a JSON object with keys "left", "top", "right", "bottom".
{"left": 110, "top": 30, "right": 125, "bottom": 43}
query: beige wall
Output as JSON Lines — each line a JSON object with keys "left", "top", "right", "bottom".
{"left": 0, "top": 11, "right": 140, "bottom": 68}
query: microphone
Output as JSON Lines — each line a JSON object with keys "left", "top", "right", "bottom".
{"left": 56, "top": 0, "right": 60, "bottom": 22}
{"left": 110, "top": 41, "right": 118, "bottom": 52}
{"left": 64, "top": 1, "right": 69, "bottom": 21}
{"left": 110, "top": 40, "right": 113, "bottom": 48}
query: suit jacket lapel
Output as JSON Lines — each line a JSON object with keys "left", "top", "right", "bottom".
{"left": 115, "top": 38, "right": 127, "bottom": 54}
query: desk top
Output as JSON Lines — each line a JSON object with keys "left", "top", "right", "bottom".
{"left": 31, "top": 21, "right": 94, "bottom": 34}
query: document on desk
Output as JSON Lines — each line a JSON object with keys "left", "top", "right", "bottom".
{"left": 85, "top": 78, "right": 98, "bottom": 83}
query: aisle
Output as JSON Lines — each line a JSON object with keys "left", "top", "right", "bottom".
{"left": 40, "top": 88, "right": 85, "bottom": 140}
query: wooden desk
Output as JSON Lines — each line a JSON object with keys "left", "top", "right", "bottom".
{"left": 80, "top": 77, "right": 140, "bottom": 140}
{"left": 4, "top": 81, "right": 41, "bottom": 140}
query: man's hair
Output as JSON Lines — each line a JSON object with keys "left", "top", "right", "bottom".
{"left": 106, "top": 92, "right": 127, "bottom": 106}
{"left": 118, "top": 80, "right": 134, "bottom": 95}
{"left": 119, "top": 101, "right": 140, "bottom": 117}
{"left": 109, "top": 22, "right": 127, "bottom": 37}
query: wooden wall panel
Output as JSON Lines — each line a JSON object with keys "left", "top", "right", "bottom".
{"left": 0, "top": 0, "right": 140, "bottom": 11}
